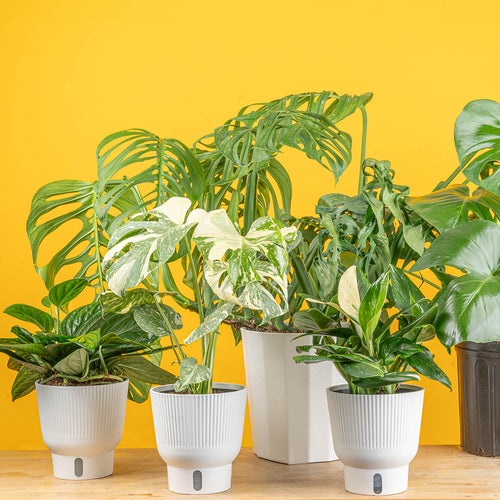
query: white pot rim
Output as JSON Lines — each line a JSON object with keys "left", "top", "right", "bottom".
{"left": 151, "top": 382, "right": 246, "bottom": 396}
{"left": 35, "top": 378, "right": 128, "bottom": 390}
{"left": 328, "top": 383, "right": 424, "bottom": 396}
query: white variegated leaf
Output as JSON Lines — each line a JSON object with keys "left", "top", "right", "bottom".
{"left": 184, "top": 303, "right": 234, "bottom": 344}
{"left": 338, "top": 265, "right": 361, "bottom": 322}
{"left": 174, "top": 357, "right": 211, "bottom": 392}
{"left": 152, "top": 197, "right": 192, "bottom": 225}
{"left": 237, "top": 281, "right": 283, "bottom": 322}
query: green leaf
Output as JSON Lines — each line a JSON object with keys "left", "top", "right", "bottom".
{"left": 174, "top": 357, "right": 211, "bottom": 392}
{"left": 61, "top": 302, "right": 102, "bottom": 337}
{"left": 389, "top": 266, "right": 426, "bottom": 316}
{"left": 454, "top": 99, "right": 500, "bottom": 195}
{"left": 339, "top": 361, "right": 385, "bottom": 378}
{"left": 133, "top": 304, "right": 182, "bottom": 337}
{"left": 49, "top": 279, "right": 88, "bottom": 310}
{"left": 54, "top": 348, "right": 89, "bottom": 377}
{"left": 108, "top": 355, "right": 176, "bottom": 385}
{"left": 291, "top": 309, "right": 339, "bottom": 332}
{"left": 402, "top": 324, "right": 436, "bottom": 344}
{"left": 12, "top": 368, "right": 40, "bottom": 401}
{"left": 127, "top": 379, "right": 151, "bottom": 403}
{"left": 184, "top": 303, "right": 234, "bottom": 344}
{"left": 353, "top": 371, "right": 420, "bottom": 389}
{"left": 380, "top": 337, "right": 426, "bottom": 363}
{"left": 408, "top": 185, "right": 500, "bottom": 232}
{"left": 405, "top": 348, "right": 451, "bottom": 389}
{"left": 4, "top": 304, "right": 54, "bottom": 332}
{"left": 358, "top": 272, "right": 390, "bottom": 341}
{"left": 100, "top": 289, "right": 167, "bottom": 314}
{"left": 68, "top": 331, "right": 100, "bottom": 352}
{"left": 412, "top": 219, "right": 500, "bottom": 275}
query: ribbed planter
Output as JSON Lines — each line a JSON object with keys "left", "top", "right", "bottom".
{"left": 326, "top": 384, "right": 424, "bottom": 496}
{"left": 150, "top": 383, "right": 247, "bottom": 495}
{"left": 456, "top": 341, "right": 500, "bottom": 457}
{"left": 36, "top": 379, "right": 128, "bottom": 480}
{"left": 242, "top": 328, "right": 345, "bottom": 464}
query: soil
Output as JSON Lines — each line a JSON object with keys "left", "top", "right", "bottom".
{"left": 225, "top": 318, "right": 291, "bottom": 333}
{"left": 43, "top": 376, "right": 125, "bottom": 387}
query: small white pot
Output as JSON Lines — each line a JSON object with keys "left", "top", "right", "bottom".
{"left": 36, "top": 379, "right": 128, "bottom": 480}
{"left": 327, "top": 384, "right": 424, "bottom": 496}
{"left": 242, "top": 328, "right": 345, "bottom": 464}
{"left": 150, "top": 382, "right": 247, "bottom": 495}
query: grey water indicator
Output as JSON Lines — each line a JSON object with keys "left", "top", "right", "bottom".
{"left": 373, "top": 473, "right": 382, "bottom": 494}
{"left": 193, "top": 470, "right": 202, "bottom": 491}
{"left": 74, "top": 458, "right": 83, "bottom": 477}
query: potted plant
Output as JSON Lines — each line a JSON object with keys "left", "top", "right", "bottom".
{"left": 408, "top": 98, "right": 500, "bottom": 457}
{"left": 1, "top": 279, "right": 177, "bottom": 479}
{"left": 293, "top": 265, "right": 450, "bottom": 495}
{"left": 102, "top": 196, "right": 298, "bottom": 493}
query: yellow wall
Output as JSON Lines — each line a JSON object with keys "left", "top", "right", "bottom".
{"left": 1, "top": 0, "right": 498, "bottom": 450}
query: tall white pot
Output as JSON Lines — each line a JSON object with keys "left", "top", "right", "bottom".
{"left": 151, "top": 382, "right": 247, "bottom": 495}
{"left": 36, "top": 379, "right": 128, "bottom": 480}
{"left": 242, "top": 328, "right": 345, "bottom": 464}
{"left": 327, "top": 384, "right": 424, "bottom": 496}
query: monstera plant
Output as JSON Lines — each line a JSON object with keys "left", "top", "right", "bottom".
{"left": 103, "top": 197, "right": 299, "bottom": 393}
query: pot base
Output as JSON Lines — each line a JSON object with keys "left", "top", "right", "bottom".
{"left": 52, "top": 451, "right": 114, "bottom": 480}
{"left": 167, "top": 464, "right": 232, "bottom": 494}
{"left": 344, "top": 464, "right": 408, "bottom": 496}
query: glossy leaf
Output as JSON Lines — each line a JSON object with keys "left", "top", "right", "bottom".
{"left": 133, "top": 304, "right": 182, "bottom": 337}
{"left": 184, "top": 303, "right": 234, "bottom": 344}
{"left": 49, "top": 279, "right": 88, "bottom": 310}
{"left": 354, "top": 371, "right": 420, "bottom": 388}
{"left": 4, "top": 304, "right": 54, "bottom": 332}
{"left": 108, "top": 355, "right": 176, "bottom": 385}
{"left": 54, "top": 348, "right": 89, "bottom": 377}
{"left": 405, "top": 348, "right": 451, "bottom": 389}
{"left": 11, "top": 368, "right": 40, "bottom": 401}
{"left": 174, "top": 357, "right": 211, "bottom": 392}
{"left": 358, "top": 272, "right": 390, "bottom": 341}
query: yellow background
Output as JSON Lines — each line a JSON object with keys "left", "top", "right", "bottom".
{"left": 1, "top": 0, "right": 498, "bottom": 450}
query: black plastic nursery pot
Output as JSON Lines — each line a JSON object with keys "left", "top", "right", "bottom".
{"left": 456, "top": 341, "right": 500, "bottom": 457}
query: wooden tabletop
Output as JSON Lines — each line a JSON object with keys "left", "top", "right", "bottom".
{"left": 0, "top": 446, "right": 498, "bottom": 499}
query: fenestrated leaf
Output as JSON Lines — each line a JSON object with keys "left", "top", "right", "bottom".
{"left": 133, "top": 304, "right": 182, "bottom": 337}
{"left": 174, "top": 357, "right": 211, "bottom": 392}
{"left": 49, "top": 279, "right": 88, "bottom": 310}
{"left": 354, "top": 371, "right": 420, "bottom": 389}
{"left": 454, "top": 99, "right": 500, "bottom": 195}
{"left": 405, "top": 348, "right": 451, "bottom": 389}
{"left": 12, "top": 368, "right": 40, "bottom": 401}
{"left": 4, "top": 304, "right": 54, "bottom": 332}
{"left": 184, "top": 303, "right": 234, "bottom": 344}
{"left": 108, "top": 355, "right": 176, "bottom": 385}
{"left": 54, "top": 348, "right": 89, "bottom": 377}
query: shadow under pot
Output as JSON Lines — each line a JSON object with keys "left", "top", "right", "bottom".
{"left": 150, "top": 383, "right": 247, "bottom": 495}
{"left": 36, "top": 379, "right": 129, "bottom": 480}
{"left": 456, "top": 341, "right": 500, "bottom": 457}
{"left": 326, "top": 384, "right": 424, "bottom": 496}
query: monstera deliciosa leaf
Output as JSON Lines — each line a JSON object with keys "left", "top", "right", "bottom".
{"left": 212, "top": 91, "right": 373, "bottom": 182}
{"left": 455, "top": 99, "right": 500, "bottom": 195}
{"left": 408, "top": 185, "right": 500, "bottom": 232}
{"left": 412, "top": 219, "right": 500, "bottom": 348}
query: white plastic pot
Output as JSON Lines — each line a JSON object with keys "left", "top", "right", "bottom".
{"left": 326, "top": 384, "right": 424, "bottom": 496}
{"left": 36, "top": 379, "right": 128, "bottom": 480}
{"left": 242, "top": 328, "right": 345, "bottom": 464}
{"left": 150, "top": 382, "right": 247, "bottom": 495}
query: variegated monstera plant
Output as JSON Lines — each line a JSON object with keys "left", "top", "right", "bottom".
{"left": 103, "top": 196, "right": 299, "bottom": 393}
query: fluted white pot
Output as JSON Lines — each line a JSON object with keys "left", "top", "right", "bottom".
{"left": 242, "top": 328, "right": 345, "bottom": 464}
{"left": 327, "top": 384, "right": 424, "bottom": 496}
{"left": 36, "top": 379, "right": 128, "bottom": 480}
{"left": 150, "top": 383, "right": 247, "bottom": 495}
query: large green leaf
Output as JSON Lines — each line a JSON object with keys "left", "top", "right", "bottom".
{"left": 212, "top": 92, "right": 372, "bottom": 182}
{"left": 358, "top": 272, "right": 389, "bottom": 341}
{"left": 405, "top": 348, "right": 451, "bottom": 389}
{"left": 61, "top": 302, "right": 102, "bottom": 337}
{"left": 455, "top": 99, "right": 500, "bottom": 195}
{"left": 413, "top": 220, "right": 500, "bottom": 347}
{"left": 4, "top": 304, "right": 54, "bottom": 332}
{"left": 408, "top": 185, "right": 500, "bottom": 232}
{"left": 54, "top": 348, "right": 89, "bottom": 377}
{"left": 354, "top": 371, "right": 420, "bottom": 389}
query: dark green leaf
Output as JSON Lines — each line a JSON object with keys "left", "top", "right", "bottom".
{"left": 4, "top": 304, "right": 54, "bottom": 332}
{"left": 49, "top": 279, "right": 88, "bottom": 309}
{"left": 11, "top": 368, "right": 40, "bottom": 401}
{"left": 108, "top": 355, "right": 176, "bottom": 385}
{"left": 354, "top": 371, "right": 420, "bottom": 389}
{"left": 54, "top": 348, "right": 89, "bottom": 376}
{"left": 405, "top": 348, "right": 451, "bottom": 389}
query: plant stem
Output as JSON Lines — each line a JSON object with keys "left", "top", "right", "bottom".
{"left": 91, "top": 191, "right": 104, "bottom": 294}
{"left": 433, "top": 164, "right": 463, "bottom": 191}
{"left": 358, "top": 106, "right": 368, "bottom": 194}
{"left": 154, "top": 301, "right": 185, "bottom": 363}
{"left": 404, "top": 270, "right": 441, "bottom": 290}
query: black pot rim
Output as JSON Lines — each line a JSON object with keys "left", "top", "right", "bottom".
{"left": 456, "top": 341, "right": 500, "bottom": 353}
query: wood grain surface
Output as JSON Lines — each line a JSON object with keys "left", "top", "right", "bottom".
{"left": 0, "top": 446, "right": 498, "bottom": 499}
